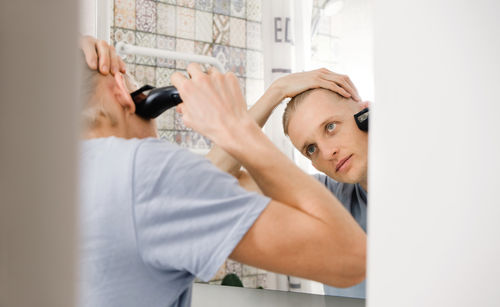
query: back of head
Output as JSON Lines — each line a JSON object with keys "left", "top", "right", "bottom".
{"left": 283, "top": 88, "right": 346, "bottom": 135}
{"left": 78, "top": 54, "right": 110, "bottom": 130}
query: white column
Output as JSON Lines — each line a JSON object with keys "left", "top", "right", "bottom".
{"left": 369, "top": 1, "right": 500, "bottom": 306}
{"left": 0, "top": 1, "right": 79, "bottom": 307}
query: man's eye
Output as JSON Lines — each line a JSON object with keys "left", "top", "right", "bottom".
{"left": 306, "top": 144, "right": 316, "bottom": 156}
{"left": 326, "top": 122, "right": 336, "bottom": 132}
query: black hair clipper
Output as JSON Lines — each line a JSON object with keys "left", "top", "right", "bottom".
{"left": 130, "top": 85, "right": 183, "bottom": 119}
{"left": 354, "top": 108, "right": 369, "bottom": 132}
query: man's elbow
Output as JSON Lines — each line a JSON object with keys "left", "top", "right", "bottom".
{"left": 322, "top": 236, "right": 366, "bottom": 288}
{"left": 336, "top": 239, "right": 367, "bottom": 288}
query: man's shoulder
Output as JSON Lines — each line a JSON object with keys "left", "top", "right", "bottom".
{"left": 312, "top": 173, "right": 358, "bottom": 196}
{"left": 81, "top": 136, "right": 181, "bottom": 156}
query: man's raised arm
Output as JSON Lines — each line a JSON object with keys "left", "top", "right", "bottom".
{"left": 206, "top": 68, "right": 361, "bottom": 176}
{"left": 171, "top": 64, "right": 366, "bottom": 288}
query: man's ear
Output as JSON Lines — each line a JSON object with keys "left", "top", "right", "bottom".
{"left": 113, "top": 73, "right": 136, "bottom": 114}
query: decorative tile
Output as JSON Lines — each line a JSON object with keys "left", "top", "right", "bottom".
{"left": 194, "top": 42, "right": 213, "bottom": 71}
{"left": 212, "top": 44, "right": 230, "bottom": 72}
{"left": 245, "top": 78, "right": 264, "bottom": 106}
{"left": 136, "top": 0, "right": 156, "bottom": 33}
{"left": 125, "top": 63, "right": 136, "bottom": 76}
{"left": 157, "top": 35, "right": 176, "bottom": 68}
{"left": 213, "top": 0, "right": 230, "bottom": 15}
{"left": 113, "top": 28, "right": 136, "bottom": 63}
{"left": 242, "top": 265, "right": 257, "bottom": 276}
{"left": 195, "top": 0, "right": 213, "bottom": 11}
{"left": 213, "top": 14, "right": 229, "bottom": 45}
{"left": 230, "top": 0, "right": 246, "bottom": 18}
{"left": 237, "top": 76, "right": 246, "bottom": 98}
{"left": 157, "top": 3, "right": 176, "bottom": 36}
{"left": 156, "top": 108, "right": 175, "bottom": 130}
{"left": 256, "top": 274, "right": 267, "bottom": 289}
{"left": 229, "top": 47, "right": 246, "bottom": 76}
{"left": 176, "top": 0, "right": 195, "bottom": 8}
{"left": 158, "top": 129, "right": 175, "bottom": 142}
{"left": 225, "top": 260, "right": 243, "bottom": 277}
{"left": 176, "top": 7, "right": 195, "bottom": 40}
{"left": 229, "top": 17, "right": 245, "bottom": 48}
{"left": 114, "top": 0, "right": 136, "bottom": 29}
{"left": 156, "top": 67, "right": 175, "bottom": 87}
{"left": 194, "top": 41, "right": 213, "bottom": 56}
{"left": 134, "top": 65, "right": 156, "bottom": 85}
{"left": 246, "top": 0, "right": 261, "bottom": 22}
{"left": 242, "top": 276, "right": 257, "bottom": 288}
{"left": 175, "top": 39, "right": 195, "bottom": 69}
{"left": 246, "top": 21, "right": 261, "bottom": 50}
{"left": 195, "top": 10, "right": 213, "bottom": 43}
{"left": 174, "top": 111, "right": 191, "bottom": 131}
{"left": 174, "top": 131, "right": 211, "bottom": 149}
{"left": 246, "top": 50, "right": 263, "bottom": 79}
{"left": 135, "top": 32, "right": 156, "bottom": 65}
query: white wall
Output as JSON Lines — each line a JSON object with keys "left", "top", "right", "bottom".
{"left": 0, "top": 1, "right": 79, "bottom": 307}
{"left": 369, "top": 1, "right": 500, "bottom": 306}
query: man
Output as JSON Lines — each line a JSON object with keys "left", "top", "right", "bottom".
{"left": 283, "top": 88, "right": 369, "bottom": 298}
{"left": 207, "top": 72, "right": 370, "bottom": 298}
{"left": 78, "top": 41, "right": 365, "bottom": 306}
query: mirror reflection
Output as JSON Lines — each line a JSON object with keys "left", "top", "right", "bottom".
{"left": 78, "top": 0, "right": 373, "bottom": 305}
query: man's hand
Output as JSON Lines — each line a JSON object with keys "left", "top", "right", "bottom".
{"left": 79, "top": 35, "right": 126, "bottom": 75}
{"left": 271, "top": 68, "right": 361, "bottom": 103}
{"left": 171, "top": 63, "right": 253, "bottom": 146}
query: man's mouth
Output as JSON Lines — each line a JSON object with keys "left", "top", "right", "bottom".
{"left": 336, "top": 154, "right": 353, "bottom": 172}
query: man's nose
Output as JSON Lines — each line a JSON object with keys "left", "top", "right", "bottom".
{"left": 318, "top": 141, "right": 338, "bottom": 161}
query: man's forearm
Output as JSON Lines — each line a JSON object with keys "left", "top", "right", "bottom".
{"left": 206, "top": 85, "right": 284, "bottom": 174}
{"left": 221, "top": 118, "right": 356, "bottom": 228}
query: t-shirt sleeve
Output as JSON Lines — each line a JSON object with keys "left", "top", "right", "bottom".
{"left": 313, "top": 173, "right": 342, "bottom": 195}
{"left": 131, "top": 139, "right": 270, "bottom": 281}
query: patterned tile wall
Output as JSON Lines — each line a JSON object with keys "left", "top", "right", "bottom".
{"left": 112, "top": 0, "right": 264, "bottom": 152}
{"left": 112, "top": 0, "right": 266, "bottom": 288}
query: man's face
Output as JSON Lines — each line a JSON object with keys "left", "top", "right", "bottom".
{"left": 287, "top": 89, "right": 368, "bottom": 185}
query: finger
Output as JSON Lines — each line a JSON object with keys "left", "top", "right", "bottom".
{"left": 186, "top": 62, "right": 205, "bottom": 79}
{"left": 226, "top": 72, "right": 245, "bottom": 103}
{"left": 323, "top": 74, "right": 356, "bottom": 99}
{"left": 79, "top": 36, "right": 98, "bottom": 70}
{"left": 341, "top": 75, "right": 361, "bottom": 102}
{"left": 343, "top": 75, "right": 359, "bottom": 95}
{"left": 207, "top": 66, "right": 220, "bottom": 75}
{"left": 175, "top": 103, "right": 184, "bottom": 114}
{"left": 108, "top": 46, "right": 120, "bottom": 75}
{"left": 322, "top": 81, "right": 351, "bottom": 99}
{"left": 119, "top": 58, "right": 127, "bottom": 74}
{"left": 96, "top": 40, "right": 111, "bottom": 75}
{"left": 171, "top": 71, "right": 190, "bottom": 91}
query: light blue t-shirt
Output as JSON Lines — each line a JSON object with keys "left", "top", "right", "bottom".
{"left": 79, "top": 137, "right": 270, "bottom": 307}
{"left": 314, "top": 174, "right": 367, "bottom": 299}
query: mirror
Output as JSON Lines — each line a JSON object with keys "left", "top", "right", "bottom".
{"left": 84, "top": 0, "right": 372, "bottom": 298}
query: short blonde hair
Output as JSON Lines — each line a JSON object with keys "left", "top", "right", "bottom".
{"left": 283, "top": 88, "right": 346, "bottom": 135}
